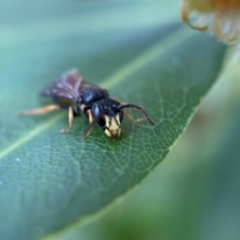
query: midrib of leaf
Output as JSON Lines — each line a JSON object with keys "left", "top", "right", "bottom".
{"left": 0, "top": 26, "right": 195, "bottom": 162}
{"left": 102, "top": 27, "right": 193, "bottom": 89}
{"left": 0, "top": 114, "right": 65, "bottom": 160}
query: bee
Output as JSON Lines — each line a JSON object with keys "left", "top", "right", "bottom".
{"left": 20, "top": 69, "right": 155, "bottom": 139}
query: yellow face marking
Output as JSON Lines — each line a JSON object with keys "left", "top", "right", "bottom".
{"left": 80, "top": 104, "right": 86, "bottom": 112}
{"left": 104, "top": 129, "right": 111, "bottom": 138}
{"left": 105, "top": 115, "right": 120, "bottom": 131}
{"left": 104, "top": 114, "right": 121, "bottom": 138}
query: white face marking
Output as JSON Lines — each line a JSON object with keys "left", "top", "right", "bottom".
{"left": 104, "top": 114, "right": 121, "bottom": 138}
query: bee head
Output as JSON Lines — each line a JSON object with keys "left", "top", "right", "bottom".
{"left": 89, "top": 98, "right": 155, "bottom": 139}
{"left": 91, "top": 99, "right": 123, "bottom": 139}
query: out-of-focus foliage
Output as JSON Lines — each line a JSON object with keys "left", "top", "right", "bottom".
{"left": 0, "top": 0, "right": 229, "bottom": 240}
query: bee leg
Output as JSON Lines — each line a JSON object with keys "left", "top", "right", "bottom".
{"left": 19, "top": 104, "right": 61, "bottom": 115}
{"left": 82, "top": 127, "right": 93, "bottom": 139}
{"left": 123, "top": 110, "right": 147, "bottom": 123}
{"left": 82, "top": 110, "right": 94, "bottom": 139}
{"left": 60, "top": 106, "right": 74, "bottom": 134}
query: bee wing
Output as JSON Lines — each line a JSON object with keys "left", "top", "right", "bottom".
{"left": 41, "top": 69, "right": 83, "bottom": 101}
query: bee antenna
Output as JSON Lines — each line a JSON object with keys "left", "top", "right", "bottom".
{"left": 117, "top": 104, "right": 155, "bottom": 125}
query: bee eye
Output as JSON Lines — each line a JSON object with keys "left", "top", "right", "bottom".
{"left": 91, "top": 103, "right": 106, "bottom": 130}
{"left": 98, "top": 117, "right": 106, "bottom": 129}
{"left": 91, "top": 103, "right": 102, "bottom": 119}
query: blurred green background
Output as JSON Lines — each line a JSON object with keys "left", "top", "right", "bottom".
{"left": 1, "top": 0, "right": 240, "bottom": 240}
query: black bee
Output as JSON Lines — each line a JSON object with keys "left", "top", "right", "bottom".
{"left": 20, "top": 69, "right": 155, "bottom": 139}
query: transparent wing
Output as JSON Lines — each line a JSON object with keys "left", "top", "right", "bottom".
{"left": 41, "top": 69, "right": 83, "bottom": 101}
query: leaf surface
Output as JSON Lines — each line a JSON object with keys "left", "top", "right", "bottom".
{"left": 0, "top": 0, "right": 225, "bottom": 239}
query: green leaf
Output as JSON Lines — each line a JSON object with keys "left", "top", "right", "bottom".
{"left": 73, "top": 51, "right": 240, "bottom": 240}
{"left": 0, "top": 0, "right": 225, "bottom": 240}
{"left": 56, "top": 51, "right": 240, "bottom": 240}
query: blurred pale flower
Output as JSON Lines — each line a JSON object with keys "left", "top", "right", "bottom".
{"left": 181, "top": 0, "right": 240, "bottom": 45}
